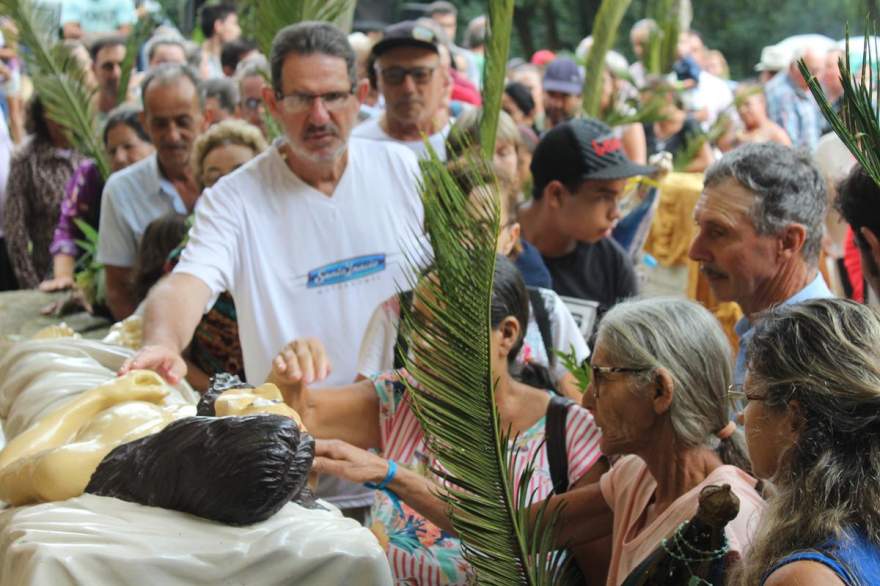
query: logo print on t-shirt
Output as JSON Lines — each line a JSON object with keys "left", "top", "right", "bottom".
{"left": 307, "top": 254, "right": 387, "bottom": 288}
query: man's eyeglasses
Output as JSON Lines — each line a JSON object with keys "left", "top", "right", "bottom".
{"left": 275, "top": 89, "right": 354, "bottom": 114}
{"left": 590, "top": 365, "right": 652, "bottom": 398}
{"left": 377, "top": 65, "right": 437, "bottom": 86}
{"left": 726, "top": 384, "right": 764, "bottom": 403}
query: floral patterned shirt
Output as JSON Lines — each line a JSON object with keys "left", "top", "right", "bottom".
{"left": 369, "top": 371, "right": 603, "bottom": 585}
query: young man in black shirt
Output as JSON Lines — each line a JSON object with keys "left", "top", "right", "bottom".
{"left": 520, "top": 118, "right": 654, "bottom": 333}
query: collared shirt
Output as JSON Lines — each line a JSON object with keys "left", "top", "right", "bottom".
{"left": 734, "top": 273, "right": 834, "bottom": 385}
{"left": 97, "top": 153, "right": 187, "bottom": 268}
{"left": 764, "top": 72, "right": 823, "bottom": 151}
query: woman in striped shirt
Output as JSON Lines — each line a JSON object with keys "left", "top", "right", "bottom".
{"left": 268, "top": 256, "right": 606, "bottom": 585}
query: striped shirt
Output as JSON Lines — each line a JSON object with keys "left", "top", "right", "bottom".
{"left": 369, "top": 371, "right": 603, "bottom": 585}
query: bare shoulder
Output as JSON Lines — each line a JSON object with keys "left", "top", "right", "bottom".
{"left": 763, "top": 559, "right": 847, "bottom": 586}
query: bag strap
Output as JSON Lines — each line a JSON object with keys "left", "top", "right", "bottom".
{"left": 527, "top": 287, "right": 555, "bottom": 370}
{"left": 546, "top": 395, "right": 574, "bottom": 495}
{"left": 392, "top": 290, "right": 414, "bottom": 370}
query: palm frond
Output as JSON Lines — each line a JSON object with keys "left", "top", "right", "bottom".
{"left": 1, "top": 0, "right": 110, "bottom": 179}
{"left": 800, "top": 27, "right": 880, "bottom": 187}
{"left": 239, "top": 0, "right": 356, "bottom": 58}
{"left": 644, "top": 0, "right": 682, "bottom": 76}
{"left": 581, "top": 0, "right": 634, "bottom": 118}
{"left": 479, "top": 0, "right": 514, "bottom": 159}
{"left": 399, "top": 149, "right": 574, "bottom": 584}
{"left": 118, "top": 14, "right": 157, "bottom": 106}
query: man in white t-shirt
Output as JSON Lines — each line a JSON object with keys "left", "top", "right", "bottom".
{"left": 352, "top": 20, "right": 452, "bottom": 159}
{"left": 121, "top": 22, "right": 426, "bottom": 511}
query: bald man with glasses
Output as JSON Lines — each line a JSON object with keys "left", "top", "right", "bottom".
{"left": 352, "top": 20, "right": 453, "bottom": 159}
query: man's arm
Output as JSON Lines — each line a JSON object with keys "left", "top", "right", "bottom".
{"left": 119, "top": 273, "right": 212, "bottom": 383}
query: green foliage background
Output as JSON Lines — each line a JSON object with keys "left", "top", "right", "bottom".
{"left": 384, "top": 0, "right": 873, "bottom": 80}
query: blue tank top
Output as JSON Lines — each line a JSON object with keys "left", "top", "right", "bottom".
{"left": 762, "top": 532, "right": 880, "bottom": 585}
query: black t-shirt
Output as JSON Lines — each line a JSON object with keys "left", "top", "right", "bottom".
{"left": 542, "top": 238, "right": 638, "bottom": 316}
{"left": 643, "top": 117, "right": 702, "bottom": 159}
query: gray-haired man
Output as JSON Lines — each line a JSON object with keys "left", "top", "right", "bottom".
{"left": 688, "top": 143, "right": 833, "bottom": 385}
{"left": 122, "top": 22, "right": 427, "bottom": 514}
{"left": 97, "top": 64, "right": 203, "bottom": 319}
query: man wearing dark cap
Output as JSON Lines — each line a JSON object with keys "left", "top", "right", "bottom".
{"left": 520, "top": 118, "right": 654, "bottom": 331}
{"left": 352, "top": 20, "right": 452, "bottom": 158}
{"left": 543, "top": 57, "right": 583, "bottom": 129}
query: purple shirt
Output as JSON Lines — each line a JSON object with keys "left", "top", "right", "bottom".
{"left": 50, "top": 159, "right": 104, "bottom": 257}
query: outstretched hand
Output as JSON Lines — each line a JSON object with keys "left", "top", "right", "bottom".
{"left": 271, "top": 338, "right": 331, "bottom": 390}
{"left": 119, "top": 345, "right": 187, "bottom": 385}
{"left": 313, "top": 439, "right": 389, "bottom": 486}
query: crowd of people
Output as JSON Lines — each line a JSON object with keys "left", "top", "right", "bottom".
{"left": 1, "top": 1, "right": 880, "bottom": 585}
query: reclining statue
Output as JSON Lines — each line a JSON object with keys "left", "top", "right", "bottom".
{"left": 0, "top": 371, "right": 315, "bottom": 526}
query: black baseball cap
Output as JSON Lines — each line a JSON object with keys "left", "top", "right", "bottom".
{"left": 371, "top": 20, "right": 440, "bottom": 58}
{"left": 531, "top": 118, "right": 655, "bottom": 196}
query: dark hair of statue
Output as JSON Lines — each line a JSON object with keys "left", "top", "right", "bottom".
{"left": 86, "top": 414, "right": 315, "bottom": 526}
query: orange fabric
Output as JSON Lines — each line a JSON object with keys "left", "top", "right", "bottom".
{"left": 643, "top": 173, "right": 705, "bottom": 268}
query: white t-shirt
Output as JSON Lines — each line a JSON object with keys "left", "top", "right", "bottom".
{"left": 357, "top": 286, "right": 589, "bottom": 382}
{"left": 174, "top": 138, "right": 427, "bottom": 387}
{"left": 352, "top": 116, "right": 451, "bottom": 160}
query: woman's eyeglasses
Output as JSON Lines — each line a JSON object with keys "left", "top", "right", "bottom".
{"left": 590, "top": 365, "right": 652, "bottom": 398}
{"left": 726, "top": 384, "right": 764, "bottom": 403}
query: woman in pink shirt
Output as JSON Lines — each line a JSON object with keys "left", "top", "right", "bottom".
{"left": 268, "top": 256, "right": 607, "bottom": 585}
{"left": 545, "top": 297, "right": 765, "bottom": 585}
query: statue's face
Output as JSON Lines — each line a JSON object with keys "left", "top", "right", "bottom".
{"left": 214, "top": 384, "right": 306, "bottom": 430}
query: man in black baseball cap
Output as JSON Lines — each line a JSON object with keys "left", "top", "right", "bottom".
{"left": 520, "top": 117, "right": 655, "bottom": 327}
{"left": 352, "top": 20, "right": 452, "bottom": 158}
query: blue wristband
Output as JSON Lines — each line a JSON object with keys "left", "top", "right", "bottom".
{"left": 364, "top": 459, "right": 397, "bottom": 490}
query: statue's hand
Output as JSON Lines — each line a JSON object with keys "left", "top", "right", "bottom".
{"left": 99, "top": 371, "right": 170, "bottom": 406}
{"left": 119, "top": 345, "right": 187, "bottom": 385}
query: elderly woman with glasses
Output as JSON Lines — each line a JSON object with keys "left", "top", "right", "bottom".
{"left": 545, "top": 297, "right": 764, "bottom": 585}
{"left": 731, "top": 299, "right": 880, "bottom": 586}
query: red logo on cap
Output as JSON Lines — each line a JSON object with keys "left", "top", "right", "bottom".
{"left": 592, "top": 137, "right": 622, "bottom": 157}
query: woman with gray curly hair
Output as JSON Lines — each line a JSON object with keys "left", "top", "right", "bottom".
{"left": 545, "top": 297, "right": 764, "bottom": 585}
{"left": 733, "top": 298, "right": 880, "bottom": 585}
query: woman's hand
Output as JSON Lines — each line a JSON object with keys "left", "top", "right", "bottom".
{"left": 38, "top": 275, "right": 74, "bottom": 292}
{"left": 271, "top": 338, "right": 331, "bottom": 391}
{"left": 313, "top": 439, "right": 389, "bottom": 485}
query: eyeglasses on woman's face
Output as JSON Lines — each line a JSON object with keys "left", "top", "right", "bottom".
{"left": 726, "top": 384, "right": 765, "bottom": 404}
{"left": 590, "top": 365, "right": 652, "bottom": 399}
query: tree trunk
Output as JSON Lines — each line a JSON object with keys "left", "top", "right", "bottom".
{"left": 542, "top": 0, "right": 560, "bottom": 51}
{"left": 513, "top": 5, "right": 536, "bottom": 59}
{"left": 869, "top": 0, "right": 880, "bottom": 22}
{"left": 578, "top": 0, "right": 601, "bottom": 38}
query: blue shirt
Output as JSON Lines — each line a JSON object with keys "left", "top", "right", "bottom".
{"left": 515, "top": 239, "right": 553, "bottom": 289}
{"left": 734, "top": 273, "right": 834, "bottom": 385}
{"left": 764, "top": 71, "right": 823, "bottom": 151}
{"left": 60, "top": 0, "right": 136, "bottom": 34}
{"left": 763, "top": 531, "right": 880, "bottom": 585}
{"left": 96, "top": 154, "right": 186, "bottom": 268}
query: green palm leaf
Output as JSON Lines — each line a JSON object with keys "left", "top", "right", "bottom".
{"left": 399, "top": 150, "right": 574, "bottom": 584}
{"left": 581, "top": 0, "right": 634, "bottom": 118}
{"left": 800, "top": 28, "right": 880, "bottom": 187}
{"left": 644, "top": 0, "right": 682, "bottom": 76}
{"left": 239, "top": 0, "right": 356, "bottom": 58}
{"left": 1, "top": 0, "right": 110, "bottom": 179}
{"left": 117, "top": 14, "right": 157, "bottom": 106}
{"left": 479, "top": 0, "right": 514, "bottom": 159}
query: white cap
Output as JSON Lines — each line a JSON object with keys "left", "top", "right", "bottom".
{"left": 755, "top": 44, "right": 792, "bottom": 72}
